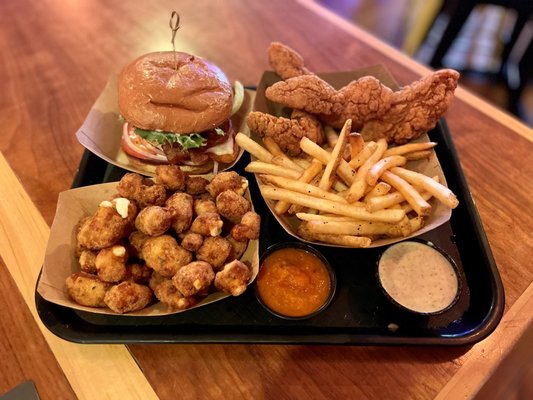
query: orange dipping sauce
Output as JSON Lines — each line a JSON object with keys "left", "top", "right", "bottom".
{"left": 256, "top": 246, "right": 333, "bottom": 318}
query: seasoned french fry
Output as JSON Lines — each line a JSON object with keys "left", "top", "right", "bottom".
{"left": 383, "top": 142, "right": 437, "bottom": 157}
{"left": 363, "top": 182, "right": 391, "bottom": 201}
{"left": 348, "top": 141, "right": 378, "bottom": 169}
{"left": 346, "top": 138, "right": 388, "bottom": 203}
{"left": 296, "top": 213, "right": 359, "bottom": 222}
{"left": 366, "top": 155, "right": 407, "bottom": 186}
{"left": 235, "top": 132, "right": 273, "bottom": 162}
{"left": 380, "top": 171, "right": 431, "bottom": 216}
{"left": 305, "top": 217, "right": 412, "bottom": 238}
{"left": 365, "top": 176, "right": 439, "bottom": 212}
{"left": 349, "top": 132, "right": 365, "bottom": 160}
{"left": 260, "top": 174, "right": 347, "bottom": 203}
{"left": 298, "top": 222, "right": 371, "bottom": 247}
{"left": 274, "top": 158, "right": 323, "bottom": 215}
{"left": 292, "top": 158, "right": 311, "bottom": 169}
{"left": 405, "top": 150, "right": 432, "bottom": 161}
{"left": 391, "top": 167, "right": 459, "bottom": 209}
{"left": 263, "top": 137, "right": 303, "bottom": 172}
{"left": 260, "top": 185, "right": 406, "bottom": 223}
{"left": 409, "top": 216, "right": 425, "bottom": 232}
{"left": 319, "top": 119, "right": 351, "bottom": 191}
{"left": 245, "top": 161, "right": 301, "bottom": 179}
{"left": 300, "top": 137, "right": 356, "bottom": 185}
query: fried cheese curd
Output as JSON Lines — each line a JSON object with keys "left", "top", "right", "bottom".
{"left": 66, "top": 171, "right": 259, "bottom": 314}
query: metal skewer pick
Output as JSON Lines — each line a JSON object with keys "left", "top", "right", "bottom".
{"left": 169, "top": 11, "right": 180, "bottom": 70}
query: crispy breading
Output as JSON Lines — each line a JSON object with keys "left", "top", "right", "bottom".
{"left": 361, "top": 69, "right": 460, "bottom": 143}
{"left": 246, "top": 110, "right": 324, "bottom": 156}
{"left": 268, "top": 42, "right": 312, "bottom": 80}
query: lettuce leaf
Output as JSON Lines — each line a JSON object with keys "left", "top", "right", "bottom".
{"left": 134, "top": 128, "right": 207, "bottom": 150}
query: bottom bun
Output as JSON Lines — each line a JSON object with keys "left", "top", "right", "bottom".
{"left": 175, "top": 160, "right": 215, "bottom": 175}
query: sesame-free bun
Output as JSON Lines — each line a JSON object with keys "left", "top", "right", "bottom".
{"left": 118, "top": 51, "right": 233, "bottom": 133}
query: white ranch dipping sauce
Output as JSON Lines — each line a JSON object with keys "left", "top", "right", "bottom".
{"left": 378, "top": 241, "right": 459, "bottom": 314}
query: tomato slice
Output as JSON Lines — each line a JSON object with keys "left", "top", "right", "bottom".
{"left": 121, "top": 123, "right": 168, "bottom": 163}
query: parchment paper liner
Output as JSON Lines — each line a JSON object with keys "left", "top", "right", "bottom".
{"left": 37, "top": 178, "right": 259, "bottom": 316}
{"left": 75, "top": 75, "right": 255, "bottom": 176}
{"left": 252, "top": 67, "right": 452, "bottom": 248}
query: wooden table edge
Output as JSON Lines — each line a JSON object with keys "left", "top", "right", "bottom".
{"left": 298, "top": 0, "right": 532, "bottom": 142}
{"left": 0, "top": 153, "right": 158, "bottom": 400}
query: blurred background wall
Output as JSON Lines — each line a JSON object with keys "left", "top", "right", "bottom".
{"left": 317, "top": 0, "right": 532, "bottom": 127}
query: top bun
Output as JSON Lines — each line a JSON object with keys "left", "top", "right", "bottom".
{"left": 118, "top": 51, "right": 233, "bottom": 133}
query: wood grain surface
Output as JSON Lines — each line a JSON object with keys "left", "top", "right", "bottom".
{"left": 1, "top": 0, "right": 532, "bottom": 399}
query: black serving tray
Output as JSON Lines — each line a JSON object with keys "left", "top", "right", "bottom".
{"left": 36, "top": 119, "right": 504, "bottom": 345}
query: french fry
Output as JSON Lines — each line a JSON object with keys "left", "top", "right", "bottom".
{"left": 235, "top": 132, "right": 273, "bottom": 163}
{"left": 348, "top": 141, "right": 378, "bottom": 169}
{"left": 380, "top": 171, "right": 432, "bottom": 216}
{"left": 346, "top": 138, "right": 388, "bottom": 203}
{"left": 300, "top": 137, "right": 356, "bottom": 185}
{"left": 319, "top": 119, "right": 351, "bottom": 191}
{"left": 274, "top": 158, "right": 323, "bottom": 215}
{"left": 260, "top": 174, "right": 347, "bottom": 203}
{"left": 298, "top": 222, "right": 372, "bottom": 247}
{"left": 349, "top": 132, "right": 365, "bottom": 160}
{"left": 260, "top": 185, "right": 406, "bottom": 223}
{"left": 292, "top": 158, "right": 311, "bottom": 169}
{"left": 263, "top": 137, "right": 303, "bottom": 172}
{"left": 296, "top": 213, "right": 359, "bottom": 222}
{"left": 245, "top": 161, "right": 301, "bottom": 179}
{"left": 363, "top": 182, "right": 391, "bottom": 201}
{"left": 366, "top": 155, "right": 407, "bottom": 186}
{"left": 405, "top": 150, "right": 432, "bottom": 161}
{"left": 305, "top": 217, "right": 412, "bottom": 238}
{"left": 391, "top": 167, "right": 459, "bottom": 209}
{"left": 365, "top": 176, "right": 439, "bottom": 212}
{"left": 383, "top": 141, "right": 437, "bottom": 157}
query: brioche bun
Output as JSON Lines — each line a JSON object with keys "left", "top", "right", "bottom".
{"left": 118, "top": 51, "right": 233, "bottom": 134}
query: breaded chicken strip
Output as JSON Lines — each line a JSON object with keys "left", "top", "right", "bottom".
{"left": 246, "top": 110, "right": 324, "bottom": 156}
{"left": 268, "top": 42, "right": 313, "bottom": 80}
{"left": 265, "top": 69, "right": 459, "bottom": 144}
{"left": 361, "top": 69, "right": 460, "bottom": 143}
{"left": 265, "top": 74, "right": 341, "bottom": 115}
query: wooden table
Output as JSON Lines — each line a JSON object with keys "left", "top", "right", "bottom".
{"left": 1, "top": 0, "right": 532, "bottom": 399}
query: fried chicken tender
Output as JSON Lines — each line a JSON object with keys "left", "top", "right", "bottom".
{"left": 190, "top": 212, "right": 223, "bottom": 237}
{"left": 180, "top": 232, "right": 204, "bottom": 252}
{"left": 246, "top": 109, "right": 324, "bottom": 156}
{"left": 194, "top": 196, "right": 218, "bottom": 216}
{"left": 65, "top": 272, "right": 111, "bottom": 307}
{"left": 216, "top": 190, "right": 251, "bottom": 224}
{"left": 142, "top": 235, "right": 192, "bottom": 277}
{"left": 185, "top": 176, "right": 209, "bottom": 195}
{"left": 104, "top": 281, "right": 153, "bottom": 314}
{"left": 268, "top": 42, "right": 313, "bottom": 80}
{"left": 226, "top": 235, "right": 248, "bottom": 262}
{"left": 265, "top": 68, "right": 459, "bottom": 144}
{"left": 206, "top": 171, "right": 248, "bottom": 197}
{"left": 95, "top": 245, "right": 128, "bottom": 283}
{"left": 77, "top": 198, "right": 137, "bottom": 250}
{"left": 361, "top": 69, "right": 460, "bottom": 143}
{"left": 155, "top": 165, "right": 186, "bottom": 191}
{"left": 135, "top": 206, "right": 172, "bottom": 236}
{"left": 165, "top": 192, "right": 193, "bottom": 234}
{"left": 172, "top": 261, "right": 215, "bottom": 297}
{"left": 153, "top": 279, "right": 198, "bottom": 311}
{"left": 196, "top": 236, "right": 232, "bottom": 270}
{"left": 117, "top": 173, "right": 167, "bottom": 208}
{"left": 231, "top": 211, "right": 261, "bottom": 241}
{"left": 214, "top": 260, "right": 251, "bottom": 296}
{"left": 79, "top": 250, "right": 97, "bottom": 274}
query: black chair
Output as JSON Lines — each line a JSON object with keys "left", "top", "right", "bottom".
{"left": 427, "top": 0, "right": 533, "bottom": 71}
